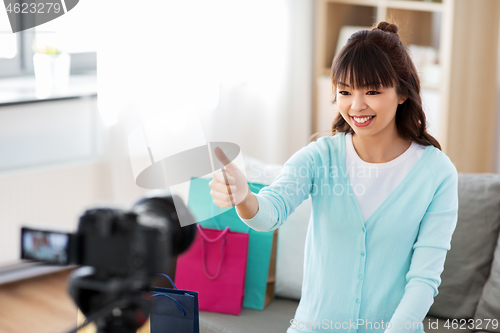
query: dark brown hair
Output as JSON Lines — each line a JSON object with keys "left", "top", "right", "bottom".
{"left": 310, "top": 21, "right": 441, "bottom": 150}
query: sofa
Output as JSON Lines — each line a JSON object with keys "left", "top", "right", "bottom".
{"left": 196, "top": 155, "right": 500, "bottom": 333}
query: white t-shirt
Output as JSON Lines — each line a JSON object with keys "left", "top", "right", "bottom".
{"left": 345, "top": 132, "right": 426, "bottom": 224}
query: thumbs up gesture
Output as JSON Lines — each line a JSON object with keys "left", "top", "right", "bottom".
{"left": 209, "top": 147, "right": 250, "bottom": 208}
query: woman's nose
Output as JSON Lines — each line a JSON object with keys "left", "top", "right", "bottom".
{"left": 351, "top": 94, "right": 367, "bottom": 112}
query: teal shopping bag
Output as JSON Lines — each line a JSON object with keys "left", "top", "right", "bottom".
{"left": 187, "top": 177, "right": 277, "bottom": 310}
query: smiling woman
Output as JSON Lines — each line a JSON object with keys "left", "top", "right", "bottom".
{"left": 326, "top": 21, "right": 447, "bottom": 172}
{"left": 329, "top": 22, "right": 441, "bottom": 156}
{"left": 227, "top": 21, "right": 459, "bottom": 333}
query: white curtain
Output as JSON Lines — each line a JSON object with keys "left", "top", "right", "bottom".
{"left": 97, "top": 0, "right": 313, "bottom": 206}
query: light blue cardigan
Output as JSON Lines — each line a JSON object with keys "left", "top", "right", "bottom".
{"left": 237, "top": 132, "right": 459, "bottom": 333}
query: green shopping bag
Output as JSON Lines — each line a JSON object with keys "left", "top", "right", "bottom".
{"left": 187, "top": 177, "right": 278, "bottom": 310}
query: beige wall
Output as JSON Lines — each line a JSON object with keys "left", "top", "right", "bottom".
{"left": 0, "top": 160, "right": 110, "bottom": 265}
{"left": 0, "top": 98, "right": 113, "bottom": 265}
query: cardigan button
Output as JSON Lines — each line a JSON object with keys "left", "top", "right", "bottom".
{"left": 362, "top": 227, "right": 366, "bottom": 232}
{"left": 358, "top": 274, "right": 363, "bottom": 279}
{"left": 360, "top": 251, "right": 365, "bottom": 256}
{"left": 356, "top": 298, "right": 360, "bottom": 304}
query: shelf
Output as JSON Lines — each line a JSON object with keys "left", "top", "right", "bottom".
{"left": 421, "top": 84, "right": 440, "bottom": 91}
{"left": 386, "top": 8, "right": 440, "bottom": 48}
{"left": 325, "top": 0, "right": 378, "bottom": 6}
{"left": 320, "top": 2, "right": 377, "bottom": 70}
{"left": 387, "top": 0, "right": 443, "bottom": 12}
{"left": 0, "top": 73, "right": 97, "bottom": 107}
{"left": 325, "top": 0, "right": 443, "bottom": 12}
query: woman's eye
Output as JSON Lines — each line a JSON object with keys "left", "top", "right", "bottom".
{"left": 338, "top": 91, "right": 350, "bottom": 96}
{"left": 367, "top": 91, "right": 380, "bottom": 95}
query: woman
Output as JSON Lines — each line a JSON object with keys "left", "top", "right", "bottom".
{"left": 210, "top": 21, "right": 459, "bottom": 333}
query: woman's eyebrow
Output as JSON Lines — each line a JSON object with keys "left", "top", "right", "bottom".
{"left": 337, "top": 81, "right": 383, "bottom": 88}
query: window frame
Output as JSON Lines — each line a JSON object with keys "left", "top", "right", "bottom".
{"left": 0, "top": 20, "right": 96, "bottom": 78}
{"left": 0, "top": 33, "right": 23, "bottom": 77}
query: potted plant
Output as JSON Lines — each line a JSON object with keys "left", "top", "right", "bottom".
{"left": 33, "top": 42, "right": 71, "bottom": 96}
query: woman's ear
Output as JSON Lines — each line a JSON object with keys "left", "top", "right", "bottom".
{"left": 398, "top": 95, "right": 407, "bottom": 104}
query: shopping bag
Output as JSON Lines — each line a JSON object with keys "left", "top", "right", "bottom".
{"left": 175, "top": 224, "right": 249, "bottom": 315}
{"left": 187, "top": 177, "right": 278, "bottom": 310}
{"left": 150, "top": 274, "right": 199, "bottom": 333}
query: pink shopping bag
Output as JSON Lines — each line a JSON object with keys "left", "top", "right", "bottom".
{"left": 175, "top": 224, "right": 249, "bottom": 315}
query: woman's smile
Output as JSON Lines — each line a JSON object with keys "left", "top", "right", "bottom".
{"left": 350, "top": 115, "right": 375, "bottom": 127}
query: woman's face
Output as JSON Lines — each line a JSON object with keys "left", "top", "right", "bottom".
{"left": 336, "top": 81, "right": 406, "bottom": 138}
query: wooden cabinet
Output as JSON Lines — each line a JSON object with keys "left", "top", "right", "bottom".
{"left": 313, "top": 0, "right": 500, "bottom": 173}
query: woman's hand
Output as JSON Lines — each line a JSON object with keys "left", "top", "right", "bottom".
{"left": 209, "top": 147, "right": 250, "bottom": 208}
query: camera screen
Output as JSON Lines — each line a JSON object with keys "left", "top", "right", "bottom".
{"left": 21, "top": 228, "right": 70, "bottom": 265}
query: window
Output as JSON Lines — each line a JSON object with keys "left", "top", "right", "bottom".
{"left": 0, "top": 8, "right": 23, "bottom": 77}
{"left": 0, "top": 15, "right": 17, "bottom": 58}
{"left": 0, "top": 1, "right": 96, "bottom": 78}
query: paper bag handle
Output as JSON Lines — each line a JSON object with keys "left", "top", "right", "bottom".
{"left": 156, "top": 273, "right": 178, "bottom": 290}
{"left": 197, "top": 224, "right": 229, "bottom": 242}
{"left": 197, "top": 224, "right": 227, "bottom": 280}
{"left": 152, "top": 293, "right": 187, "bottom": 316}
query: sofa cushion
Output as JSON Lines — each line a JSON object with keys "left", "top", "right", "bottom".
{"left": 243, "top": 154, "right": 311, "bottom": 301}
{"left": 274, "top": 197, "right": 311, "bottom": 300}
{"left": 474, "top": 227, "right": 500, "bottom": 332}
{"left": 428, "top": 173, "right": 500, "bottom": 319}
{"left": 199, "top": 298, "right": 298, "bottom": 333}
{"left": 198, "top": 298, "right": 473, "bottom": 333}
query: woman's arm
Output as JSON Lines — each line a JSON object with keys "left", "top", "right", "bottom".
{"left": 235, "top": 141, "right": 323, "bottom": 232}
{"left": 235, "top": 191, "right": 259, "bottom": 219}
{"left": 384, "top": 159, "right": 459, "bottom": 333}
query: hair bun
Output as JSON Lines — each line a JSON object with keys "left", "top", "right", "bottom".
{"left": 375, "top": 21, "right": 399, "bottom": 34}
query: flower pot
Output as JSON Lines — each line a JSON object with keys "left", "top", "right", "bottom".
{"left": 33, "top": 52, "right": 71, "bottom": 96}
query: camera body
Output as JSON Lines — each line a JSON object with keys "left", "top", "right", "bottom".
{"left": 76, "top": 207, "right": 169, "bottom": 278}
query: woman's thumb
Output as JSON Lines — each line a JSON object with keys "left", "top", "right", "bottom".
{"left": 214, "top": 147, "right": 232, "bottom": 167}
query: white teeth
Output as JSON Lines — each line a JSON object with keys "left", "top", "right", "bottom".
{"left": 352, "top": 116, "right": 374, "bottom": 123}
